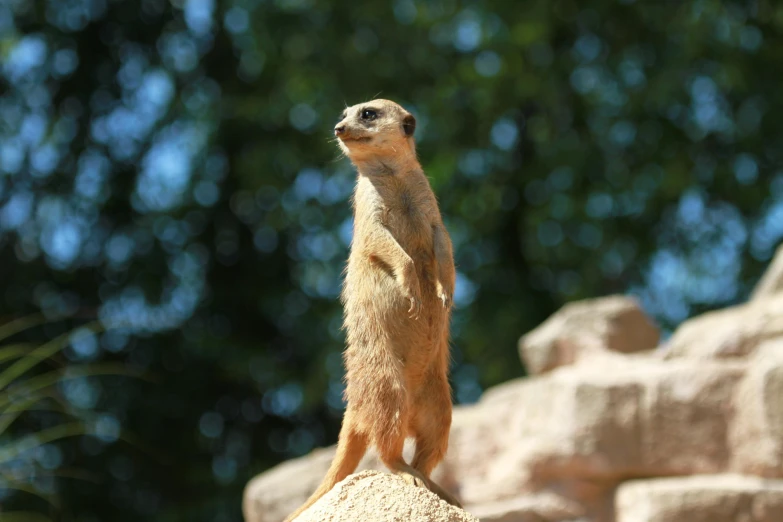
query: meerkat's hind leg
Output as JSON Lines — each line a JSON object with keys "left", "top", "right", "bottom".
{"left": 387, "top": 458, "right": 429, "bottom": 488}
{"left": 388, "top": 458, "right": 462, "bottom": 508}
{"left": 410, "top": 377, "right": 451, "bottom": 476}
{"left": 369, "top": 387, "right": 435, "bottom": 497}
{"left": 358, "top": 355, "right": 450, "bottom": 500}
{"left": 283, "top": 412, "right": 368, "bottom": 522}
{"left": 378, "top": 426, "right": 462, "bottom": 508}
{"left": 383, "top": 453, "right": 457, "bottom": 506}
{"left": 409, "top": 372, "right": 462, "bottom": 508}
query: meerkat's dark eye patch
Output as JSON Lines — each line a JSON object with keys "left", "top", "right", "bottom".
{"left": 402, "top": 114, "right": 416, "bottom": 136}
{"left": 360, "top": 108, "right": 378, "bottom": 121}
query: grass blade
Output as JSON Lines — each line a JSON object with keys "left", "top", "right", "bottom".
{"left": 0, "top": 478, "right": 60, "bottom": 508}
{"left": 0, "top": 512, "right": 52, "bottom": 522}
{"left": 0, "top": 315, "right": 45, "bottom": 344}
{"left": 0, "top": 422, "right": 85, "bottom": 464}
{"left": 0, "top": 322, "right": 101, "bottom": 391}
{"left": 0, "top": 344, "right": 36, "bottom": 365}
{"left": 0, "top": 362, "right": 145, "bottom": 412}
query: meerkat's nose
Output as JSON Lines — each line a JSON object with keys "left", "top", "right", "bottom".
{"left": 334, "top": 125, "right": 346, "bottom": 136}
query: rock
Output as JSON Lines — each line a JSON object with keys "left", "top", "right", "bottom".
{"left": 752, "top": 244, "right": 783, "bottom": 300}
{"left": 247, "top": 358, "right": 745, "bottom": 522}
{"left": 467, "top": 492, "right": 585, "bottom": 522}
{"left": 489, "top": 360, "right": 739, "bottom": 478}
{"left": 289, "top": 470, "right": 478, "bottom": 522}
{"left": 243, "top": 446, "right": 337, "bottom": 522}
{"left": 444, "top": 358, "right": 745, "bottom": 520}
{"left": 616, "top": 474, "right": 783, "bottom": 522}
{"left": 730, "top": 340, "right": 783, "bottom": 478}
{"left": 242, "top": 443, "right": 460, "bottom": 522}
{"left": 664, "top": 294, "right": 783, "bottom": 360}
{"left": 245, "top": 250, "right": 783, "bottom": 522}
{"left": 518, "top": 295, "right": 659, "bottom": 375}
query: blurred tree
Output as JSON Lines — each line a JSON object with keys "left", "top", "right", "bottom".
{"left": 1, "top": 0, "right": 781, "bottom": 520}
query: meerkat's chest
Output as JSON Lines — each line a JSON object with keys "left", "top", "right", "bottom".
{"left": 353, "top": 178, "right": 434, "bottom": 251}
{"left": 380, "top": 187, "right": 428, "bottom": 229}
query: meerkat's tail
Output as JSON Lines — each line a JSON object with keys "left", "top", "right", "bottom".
{"left": 284, "top": 421, "right": 368, "bottom": 522}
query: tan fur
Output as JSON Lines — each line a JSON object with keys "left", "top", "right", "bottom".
{"left": 284, "top": 100, "right": 458, "bottom": 521}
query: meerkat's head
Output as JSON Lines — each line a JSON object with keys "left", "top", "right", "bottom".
{"left": 334, "top": 99, "right": 417, "bottom": 164}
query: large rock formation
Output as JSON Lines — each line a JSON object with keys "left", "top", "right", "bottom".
{"left": 662, "top": 293, "right": 783, "bottom": 360}
{"left": 752, "top": 243, "right": 783, "bottom": 300}
{"left": 518, "top": 295, "right": 659, "bottom": 375}
{"left": 616, "top": 475, "right": 783, "bottom": 522}
{"left": 244, "top": 246, "right": 783, "bottom": 521}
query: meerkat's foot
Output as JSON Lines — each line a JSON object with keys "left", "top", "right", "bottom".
{"left": 395, "top": 470, "right": 462, "bottom": 509}
{"left": 425, "top": 479, "right": 462, "bottom": 509}
{"left": 397, "top": 470, "right": 427, "bottom": 488}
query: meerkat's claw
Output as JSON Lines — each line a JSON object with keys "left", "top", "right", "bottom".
{"left": 435, "top": 281, "right": 451, "bottom": 309}
{"left": 398, "top": 471, "right": 427, "bottom": 488}
{"left": 408, "top": 296, "right": 422, "bottom": 319}
{"left": 397, "top": 471, "right": 462, "bottom": 508}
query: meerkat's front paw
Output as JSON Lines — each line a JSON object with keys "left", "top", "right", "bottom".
{"left": 399, "top": 280, "right": 422, "bottom": 319}
{"left": 404, "top": 281, "right": 422, "bottom": 319}
{"left": 407, "top": 295, "right": 422, "bottom": 319}
{"left": 399, "top": 262, "right": 422, "bottom": 319}
{"left": 436, "top": 281, "right": 452, "bottom": 309}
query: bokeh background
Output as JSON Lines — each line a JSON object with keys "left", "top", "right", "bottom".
{"left": 2, "top": 0, "right": 782, "bottom": 520}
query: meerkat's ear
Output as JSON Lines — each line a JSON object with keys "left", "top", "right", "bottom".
{"left": 402, "top": 114, "right": 416, "bottom": 137}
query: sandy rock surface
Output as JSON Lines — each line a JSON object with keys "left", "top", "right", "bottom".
{"left": 292, "top": 470, "right": 479, "bottom": 522}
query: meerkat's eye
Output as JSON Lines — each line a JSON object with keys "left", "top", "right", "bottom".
{"left": 360, "top": 109, "right": 378, "bottom": 121}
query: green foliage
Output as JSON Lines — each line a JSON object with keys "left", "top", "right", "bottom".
{"left": 0, "top": 319, "right": 106, "bottom": 519}
{"left": 0, "top": 0, "right": 781, "bottom": 520}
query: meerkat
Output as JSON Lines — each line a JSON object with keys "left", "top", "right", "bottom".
{"left": 284, "top": 99, "right": 459, "bottom": 521}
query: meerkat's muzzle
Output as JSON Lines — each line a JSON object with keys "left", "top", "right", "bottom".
{"left": 334, "top": 125, "right": 371, "bottom": 143}
{"left": 334, "top": 123, "right": 371, "bottom": 143}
